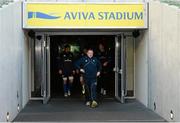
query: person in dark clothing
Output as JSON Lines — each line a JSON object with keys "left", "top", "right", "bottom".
{"left": 58, "top": 44, "right": 75, "bottom": 97}
{"left": 97, "top": 43, "right": 111, "bottom": 96}
{"left": 75, "top": 49, "right": 101, "bottom": 108}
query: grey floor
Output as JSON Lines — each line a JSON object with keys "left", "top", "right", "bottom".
{"left": 14, "top": 98, "right": 166, "bottom": 122}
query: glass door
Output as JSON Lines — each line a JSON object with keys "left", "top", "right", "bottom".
{"left": 42, "top": 35, "right": 51, "bottom": 104}
{"left": 30, "top": 34, "right": 44, "bottom": 99}
{"left": 115, "top": 34, "right": 126, "bottom": 103}
{"left": 30, "top": 34, "right": 50, "bottom": 104}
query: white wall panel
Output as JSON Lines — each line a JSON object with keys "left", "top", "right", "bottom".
{"left": 135, "top": 30, "right": 148, "bottom": 106}
{"left": 148, "top": 1, "right": 163, "bottom": 116}
{"left": 148, "top": 1, "right": 180, "bottom": 121}
{"left": 177, "top": 8, "right": 180, "bottom": 121}
{"left": 0, "top": 1, "right": 29, "bottom": 122}
{"left": 0, "top": 6, "right": 6, "bottom": 122}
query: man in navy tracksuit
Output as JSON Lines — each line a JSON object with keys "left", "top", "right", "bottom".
{"left": 75, "top": 48, "right": 101, "bottom": 108}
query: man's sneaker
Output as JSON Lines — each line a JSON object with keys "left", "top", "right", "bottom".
{"left": 103, "top": 90, "right": 106, "bottom": 96}
{"left": 91, "top": 100, "right": 98, "bottom": 108}
{"left": 82, "top": 85, "right": 85, "bottom": 94}
{"left": 86, "top": 101, "right": 91, "bottom": 106}
{"left": 68, "top": 90, "right": 71, "bottom": 96}
{"left": 64, "top": 93, "right": 68, "bottom": 97}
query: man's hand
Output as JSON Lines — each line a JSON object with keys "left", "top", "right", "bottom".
{"left": 59, "top": 70, "right": 62, "bottom": 75}
{"left": 80, "top": 69, "right": 85, "bottom": 73}
{"left": 97, "top": 71, "right": 100, "bottom": 77}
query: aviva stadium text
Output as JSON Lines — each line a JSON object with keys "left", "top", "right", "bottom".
{"left": 63, "top": 11, "right": 143, "bottom": 20}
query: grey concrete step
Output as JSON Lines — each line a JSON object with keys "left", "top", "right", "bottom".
{"left": 14, "top": 98, "right": 166, "bottom": 122}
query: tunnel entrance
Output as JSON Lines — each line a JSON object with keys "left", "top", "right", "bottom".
{"left": 50, "top": 35, "right": 115, "bottom": 98}
{"left": 23, "top": 0, "right": 148, "bottom": 105}
{"left": 29, "top": 32, "right": 135, "bottom": 104}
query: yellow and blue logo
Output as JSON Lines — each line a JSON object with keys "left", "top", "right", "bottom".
{"left": 28, "top": 12, "right": 60, "bottom": 19}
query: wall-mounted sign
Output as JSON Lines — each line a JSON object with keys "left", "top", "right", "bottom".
{"left": 23, "top": 3, "right": 148, "bottom": 29}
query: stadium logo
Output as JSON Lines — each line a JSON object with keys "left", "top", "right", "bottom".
{"left": 28, "top": 12, "right": 60, "bottom": 19}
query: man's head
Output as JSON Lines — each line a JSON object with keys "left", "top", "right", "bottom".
{"left": 99, "top": 43, "right": 105, "bottom": 52}
{"left": 64, "top": 44, "right": 70, "bottom": 52}
{"left": 86, "top": 49, "right": 94, "bottom": 58}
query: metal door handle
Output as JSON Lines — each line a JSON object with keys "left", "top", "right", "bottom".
{"left": 119, "top": 69, "right": 122, "bottom": 74}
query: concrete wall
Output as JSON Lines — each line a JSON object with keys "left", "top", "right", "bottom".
{"left": 126, "top": 36, "right": 135, "bottom": 92}
{"left": 148, "top": 1, "right": 180, "bottom": 121}
{"left": 0, "top": 1, "right": 29, "bottom": 122}
{"left": 135, "top": 31, "right": 148, "bottom": 106}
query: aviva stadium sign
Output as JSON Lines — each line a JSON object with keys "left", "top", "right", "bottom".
{"left": 23, "top": 3, "right": 148, "bottom": 29}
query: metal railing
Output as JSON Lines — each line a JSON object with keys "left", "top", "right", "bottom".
{"left": 160, "top": 0, "right": 180, "bottom": 8}
{"left": 0, "top": 0, "right": 14, "bottom": 8}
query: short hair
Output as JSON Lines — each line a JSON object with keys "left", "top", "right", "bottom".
{"left": 87, "top": 48, "right": 94, "bottom": 52}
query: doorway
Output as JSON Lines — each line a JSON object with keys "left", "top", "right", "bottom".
{"left": 50, "top": 35, "right": 115, "bottom": 98}
{"left": 30, "top": 32, "right": 135, "bottom": 104}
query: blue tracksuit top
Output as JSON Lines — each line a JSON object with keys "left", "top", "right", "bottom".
{"left": 75, "top": 56, "right": 101, "bottom": 79}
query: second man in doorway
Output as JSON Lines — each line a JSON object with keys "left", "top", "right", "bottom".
{"left": 97, "top": 42, "right": 111, "bottom": 96}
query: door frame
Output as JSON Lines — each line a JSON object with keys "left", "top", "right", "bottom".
{"left": 29, "top": 34, "right": 51, "bottom": 102}
{"left": 29, "top": 36, "right": 44, "bottom": 100}
{"left": 42, "top": 35, "right": 51, "bottom": 104}
{"left": 29, "top": 31, "right": 135, "bottom": 101}
{"left": 115, "top": 34, "right": 127, "bottom": 103}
